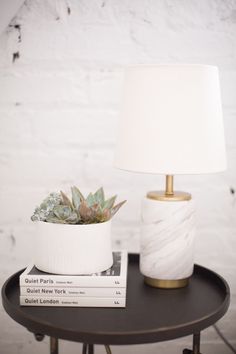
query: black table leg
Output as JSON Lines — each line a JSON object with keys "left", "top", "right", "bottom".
{"left": 82, "top": 343, "right": 111, "bottom": 354}
{"left": 82, "top": 343, "right": 87, "bottom": 354}
{"left": 88, "top": 344, "right": 94, "bottom": 354}
{"left": 193, "top": 333, "right": 201, "bottom": 354}
{"left": 105, "top": 345, "right": 112, "bottom": 354}
{"left": 183, "top": 332, "right": 202, "bottom": 354}
{"left": 50, "top": 337, "right": 58, "bottom": 354}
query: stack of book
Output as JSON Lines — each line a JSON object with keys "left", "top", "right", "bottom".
{"left": 19, "top": 251, "right": 128, "bottom": 308}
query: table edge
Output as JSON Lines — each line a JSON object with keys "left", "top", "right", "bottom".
{"left": 1, "top": 257, "right": 231, "bottom": 345}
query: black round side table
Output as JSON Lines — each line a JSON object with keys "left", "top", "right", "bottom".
{"left": 2, "top": 254, "right": 230, "bottom": 354}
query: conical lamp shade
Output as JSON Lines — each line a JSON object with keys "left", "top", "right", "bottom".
{"left": 115, "top": 64, "right": 226, "bottom": 174}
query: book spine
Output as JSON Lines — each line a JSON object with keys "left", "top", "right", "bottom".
{"left": 19, "top": 276, "right": 126, "bottom": 288}
{"left": 20, "top": 286, "right": 126, "bottom": 297}
{"left": 20, "top": 296, "right": 126, "bottom": 308}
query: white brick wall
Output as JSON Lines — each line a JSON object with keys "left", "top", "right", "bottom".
{"left": 0, "top": 0, "right": 236, "bottom": 353}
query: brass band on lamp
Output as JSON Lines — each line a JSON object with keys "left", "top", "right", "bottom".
{"left": 144, "top": 276, "right": 189, "bottom": 289}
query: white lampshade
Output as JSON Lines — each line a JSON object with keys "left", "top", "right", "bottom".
{"left": 115, "top": 64, "right": 226, "bottom": 174}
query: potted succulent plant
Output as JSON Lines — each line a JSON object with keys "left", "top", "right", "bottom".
{"left": 31, "top": 186, "right": 126, "bottom": 275}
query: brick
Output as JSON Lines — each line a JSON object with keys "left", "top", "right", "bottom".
{"left": 0, "top": 70, "right": 89, "bottom": 104}
{"left": 221, "top": 71, "right": 236, "bottom": 110}
{"left": 0, "top": 0, "right": 236, "bottom": 353}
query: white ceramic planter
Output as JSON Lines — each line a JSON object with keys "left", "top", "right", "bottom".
{"left": 140, "top": 197, "right": 196, "bottom": 281}
{"left": 33, "top": 220, "right": 113, "bottom": 275}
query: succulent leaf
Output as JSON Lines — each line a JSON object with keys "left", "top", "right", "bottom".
{"left": 65, "top": 211, "right": 80, "bottom": 224}
{"left": 102, "top": 195, "right": 117, "bottom": 210}
{"left": 86, "top": 193, "right": 96, "bottom": 207}
{"left": 60, "top": 191, "right": 73, "bottom": 208}
{"left": 46, "top": 216, "right": 67, "bottom": 224}
{"left": 71, "top": 186, "right": 84, "bottom": 210}
{"left": 92, "top": 204, "right": 103, "bottom": 222}
{"left": 111, "top": 200, "right": 127, "bottom": 217}
{"left": 94, "top": 187, "right": 105, "bottom": 205}
{"left": 48, "top": 205, "right": 79, "bottom": 224}
{"left": 79, "top": 200, "right": 95, "bottom": 222}
{"left": 53, "top": 205, "right": 72, "bottom": 220}
{"left": 102, "top": 208, "right": 111, "bottom": 222}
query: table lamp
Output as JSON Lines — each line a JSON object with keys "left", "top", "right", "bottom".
{"left": 114, "top": 64, "right": 226, "bottom": 289}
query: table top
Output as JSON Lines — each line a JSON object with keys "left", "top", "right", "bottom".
{"left": 1, "top": 254, "right": 230, "bottom": 345}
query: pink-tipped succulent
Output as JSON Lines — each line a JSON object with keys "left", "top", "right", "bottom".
{"left": 31, "top": 187, "right": 126, "bottom": 225}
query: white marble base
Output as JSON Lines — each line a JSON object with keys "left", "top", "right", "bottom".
{"left": 140, "top": 197, "right": 196, "bottom": 280}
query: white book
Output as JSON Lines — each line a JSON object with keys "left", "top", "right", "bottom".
{"left": 20, "top": 286, "right": 126, "bottom": 297}
{"left": 20, "top": 251, "right": 128, "bottom": 288}
{"left": 20, "top": 296, "right": 126, "bottom": 308}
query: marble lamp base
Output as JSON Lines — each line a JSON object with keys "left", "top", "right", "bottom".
{"left": 140, "top": 197, "right": 196, "bottom": 288}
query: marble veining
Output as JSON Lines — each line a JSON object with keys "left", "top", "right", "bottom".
{"left": 140, "top": 197, "right": 196, "bottom": 280}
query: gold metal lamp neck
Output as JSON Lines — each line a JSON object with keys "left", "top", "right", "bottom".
{"left": 147, "top": 175, "right": 192, "bottom": 202}
{"left": 165, "top": 175, "right": 174, "bottom": 196}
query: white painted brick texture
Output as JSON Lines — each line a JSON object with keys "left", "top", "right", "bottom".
{"left": 0, "top": 0, "right": 236, "bottom": 353}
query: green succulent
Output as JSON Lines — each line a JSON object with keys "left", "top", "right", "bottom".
{"left": 31, "top": 186, "right": 126, "bottom": 225}
{"left": 31, "top": 192, "right": 62, "bottom": 222}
